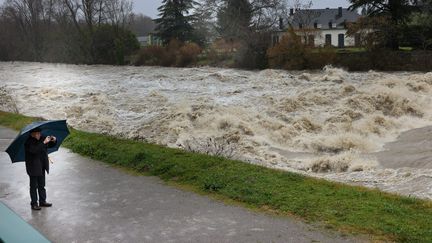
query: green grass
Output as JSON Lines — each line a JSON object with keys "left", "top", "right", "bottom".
{"left": 336, "top": 47, "right": 367, "bottom": 53}
{"left": 0, "top": 112, "right": 42, "bottom": 131}
{"left": 1, "top": 111, "right": 432, "bottom": 242}
{"left": 309, "top": 47, "right": 367, "bottom": 54}
{"left": 399, "top": 47, "right": 414, "bottom": 51}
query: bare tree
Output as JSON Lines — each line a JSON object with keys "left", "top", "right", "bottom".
{"left": 104, "top": 0, "right": 133, "bottom": 28}
{"left": 198, "top": 0, "right": 289, "bottom": 33}
{"left": 288, "top": 0, "right": 320, "bottom": 45}
{"left": 0, "top": 0, "right": 137, "bottom": 63}
{"left": 250, "top": 0, "right": 289, "bottom": 30}
{"left": 129, "top": 13, "right": 156, "bottom": 36}
{"left": 2, "top": 0, "right": 54, "bottom": 60}
{"left": 63, "top": 0, "right": 84, "bottom": 34}
{"left": 191, "top": 0, "right": 220, "bottom": 44}
{"left": 62, "top": 0, "right": 134, "bottom": 62}
{"left": 63, "top": 0, "right": 100, "bottom": 32}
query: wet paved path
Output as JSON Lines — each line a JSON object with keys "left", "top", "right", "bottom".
{"left": 0, "top": 126, "right": 363, "bottom": 243}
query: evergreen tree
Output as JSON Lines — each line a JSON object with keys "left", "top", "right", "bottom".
{"left": 349, "top": 0, "right": 419, "bottom": 49}
{"left": 155, "top": 0, "right": 196, "bottom": 44}
{"left": 349, "top": 0, "right": 418, "bottom": 22}
{"left": 217, "top": 0, "right": 253, "bottom": 41}
{"left": 404, "top": 0, "right": 432, "bottom": 49}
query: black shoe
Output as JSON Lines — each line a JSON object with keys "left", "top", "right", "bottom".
{"left": 31, "top": 204, "right": 41, "bottom": 210}
{"left": 39, "top": 202, "right": 52, "bottom": 207}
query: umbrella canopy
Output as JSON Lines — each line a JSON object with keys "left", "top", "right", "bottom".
{"left": 5, "top": 120, "right": 70, "bottom": 163}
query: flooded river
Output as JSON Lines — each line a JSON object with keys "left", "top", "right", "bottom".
{"left": 1, "top": 62, "right": 431, "bottom": 199}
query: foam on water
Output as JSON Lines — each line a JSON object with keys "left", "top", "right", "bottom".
{"left": 1, "top": 62, "right": 432, "bottom": 199}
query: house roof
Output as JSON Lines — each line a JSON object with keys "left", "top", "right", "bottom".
{"left": 289, "top": 8, "right": 361, "bottom": 30}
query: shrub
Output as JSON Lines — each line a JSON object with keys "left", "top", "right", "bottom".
{"left": 134, "top": 39, "right": 202, "bottom": 67}
{"left": 177, "top": 42, "right": 202, "bottom": 67}
{"left": 306, "top": 47, "right": 337, "bottom": 69}
{"left": 134, "top": 45, "right": 168, "bottom": 66}
{"left": 333, "top": 50, "right": 432, "bottom": 71}
{"left": 267, "top": 30, "right": 337, "bottom": 70}
{"left": 234, "top": 32, "right": 271, "bottom": 69}
{"left": 267, "top": 30, "right": 310, "bottom": 70}
{"left": 92, "top": 25, "right": 140, "bottom": 65}
{"left": 201, "top": 47, "right": 235, "bottom": 67}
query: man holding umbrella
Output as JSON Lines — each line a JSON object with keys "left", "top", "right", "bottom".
{"left": 25, "top": 128, "right": 57, "bottom": 210}
{"left": 6, "top": 120, "right": 69, "bottom": 210}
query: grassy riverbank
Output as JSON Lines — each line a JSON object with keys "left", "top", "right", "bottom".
{"left": 1, "top": 111, "right": 431, "bottom": 242}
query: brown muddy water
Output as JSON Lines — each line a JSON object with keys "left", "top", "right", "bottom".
{"left": 1, "top": 62, "right": 431, "bottom": 199}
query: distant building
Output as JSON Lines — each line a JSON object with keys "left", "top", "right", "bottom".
{"left": 137, "top": 34, "right": 162, "bottom": 46}
{"left": 273, "top": 7, "right": 362, "bottom": 48}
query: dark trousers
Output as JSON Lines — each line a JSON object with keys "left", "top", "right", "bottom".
{"left": 29, "top": 175, "right": 46, "bottom": 205}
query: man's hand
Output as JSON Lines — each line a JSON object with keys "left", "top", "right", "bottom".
{"left": 43, "top": 136, "right": 51, "bottom": 144}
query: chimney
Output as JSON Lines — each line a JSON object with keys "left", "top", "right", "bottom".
{"left": 290, "top": 8, "right": 294, "bottom": 16}
{"left": 338, "top": 7, "right": 343, "bottom": 17}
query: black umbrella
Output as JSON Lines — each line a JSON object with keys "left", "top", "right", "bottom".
{"left": 5, "top": 120, "right": 70, "bottom": 163}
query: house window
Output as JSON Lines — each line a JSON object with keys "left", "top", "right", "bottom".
{"left": 314, "top": 22, "right": 318, "bottom": 29}
{"left": 325, "top": 34, "right": 332, "bottom": 46}
{"left": 299, "top": 23, "right": 303, "bottom": 29}
{"left": 329, "top": 21, "right": 333, "bottom": 29}
{"left": 338, "top": 34, "right": 345, "bottom": 48}
{"left": 272, "top": 35, "right": 280, "bottom": 46}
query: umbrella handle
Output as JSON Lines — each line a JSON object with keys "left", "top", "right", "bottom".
{"left": 49, "top": 157, "right": 54, "bottom": 164}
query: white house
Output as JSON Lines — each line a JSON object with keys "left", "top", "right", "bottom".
{"left": 137, "top": 36, "right": 149, "bottom": 46}
{"left": 137, "top": 34, "right": 163, "bottom": 47}
{"left": 273, "top": 7, "right": 362, "bottom": 48}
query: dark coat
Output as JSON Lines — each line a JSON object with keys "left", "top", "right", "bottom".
{"left": 24, "top": 136, "right": 57, "bottom": 176}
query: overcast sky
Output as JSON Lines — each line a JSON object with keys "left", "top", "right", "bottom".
{"left": 137, "top": 0, "right": 351, "bottom": 18}
{"left": 0, "top": 0, "right": 351, "bottom": 19}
